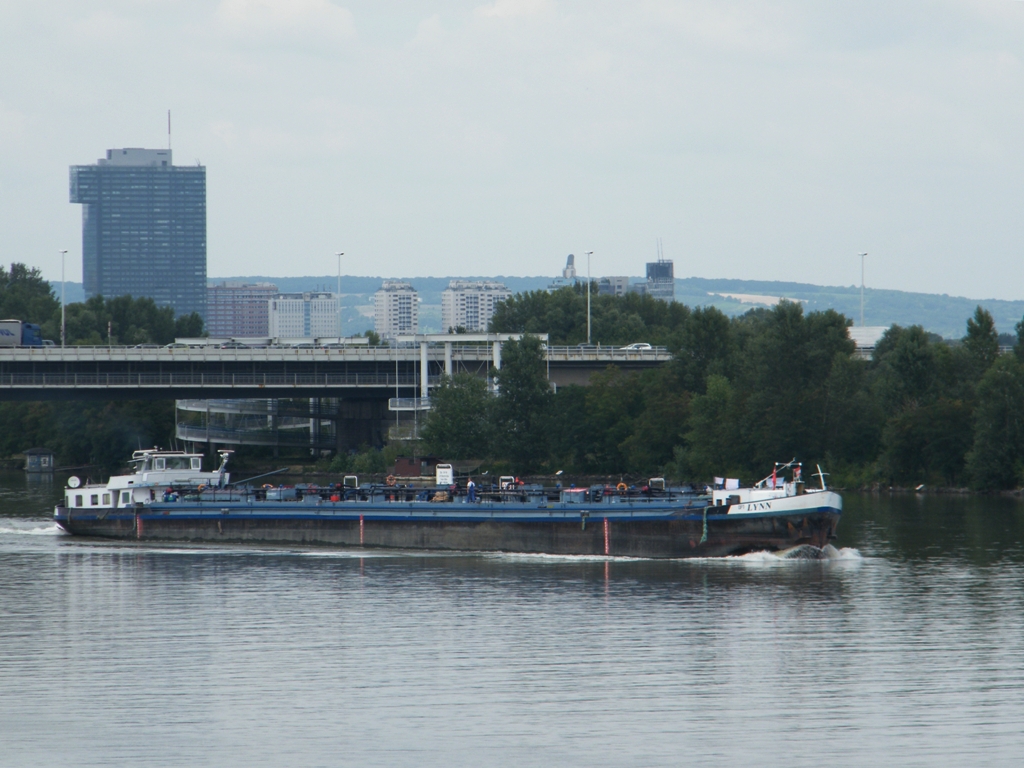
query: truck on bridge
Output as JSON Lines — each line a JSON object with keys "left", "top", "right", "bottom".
{"left": 0, "top": 320, "right": 44, "bottom": 348}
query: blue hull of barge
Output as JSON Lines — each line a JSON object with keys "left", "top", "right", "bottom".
{"left": 54, "top": 499, "right": 841, "bottom": 558}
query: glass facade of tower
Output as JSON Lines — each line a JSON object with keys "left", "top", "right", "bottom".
{"left": 70, "top": 149, "right": 206, "bottom": 318}
{"left": 645, "top": 259, "right": 674, "bottom": 302}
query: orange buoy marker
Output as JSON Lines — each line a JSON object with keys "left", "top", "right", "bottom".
{"left": 604, "top": 518, "right": 610, "bottom": 555}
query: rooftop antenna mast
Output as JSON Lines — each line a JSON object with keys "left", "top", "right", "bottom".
{"left": 167, "top": 110, "right": 171, "bottom": 151}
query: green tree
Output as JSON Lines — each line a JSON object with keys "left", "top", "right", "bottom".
{"left": 873, "top": 325, "right": 940, "bottom": 413}
{"left": 966, "top": 355, "right": 1024, "bottom": 490}
{"left": 175, "top": 312, "right": 205, "bottom": 338}
{"left": 42, "top": 294, "right": 204, "bottom": 345}
{"left": 548, "top": 384, "right": 590, "bottom": 470}
{"left": 579, "top": 367, "right": 646, "bottom": 472}
{"left": 0, "top": 263, "right": 59, "bottom": 326}
{"left": 675, "top": 374, "right": 741, "bottom": 480}
{"left": 963, "top": 305, "right": 999, "bottom": 381}
{"left": 820, "top": 352, "right": 883, "bottom": 466}
{"left": 879, "top": 399, "right": 973, "bottom": 485}
{"left": 421, "top": 374, "right": 494, "bottom": 460}
{"left": 618, "top": 367, "right": 690, "bottom": 473}
{"left": 490, "top": 285, "right": 692, "bottom": 347}
{"left": 1014, "top": 315, "right": 1024, "bottom": 363}
{"left": 736, "top": 302, "right": 853, "bottom": 468}
{"left": 672, "top": 306, "right": 731, "bottom": 394}
{"left": 39, "top": 400, "right": 176, "bottom": 472}
{"left": 492, "top": 335, "right": 553, "bottom": 472}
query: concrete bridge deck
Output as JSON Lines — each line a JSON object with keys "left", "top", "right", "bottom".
{"left": 0, "top": 342, "right": 672, "bottom": 400}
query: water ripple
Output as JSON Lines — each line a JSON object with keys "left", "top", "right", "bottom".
{"left": 2, "top": 491, "right": 1024, "bottom": 766}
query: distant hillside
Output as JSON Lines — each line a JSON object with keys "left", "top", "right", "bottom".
{"left": 678, "top": 278, "right": 1024, "bottom": 339}
{"left": 55, "top": 276, "right": 1024, "bottom": 339}
{"left": 219, "top": 275, "right": 1024, "bottom": 338}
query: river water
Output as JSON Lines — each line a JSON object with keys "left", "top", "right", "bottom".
{"left": 2, "top": 473, "right": 1024, "bottom": 767}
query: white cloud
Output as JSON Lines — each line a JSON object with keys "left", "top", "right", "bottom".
{"left": 217, "top": 0, "right": 355, "bottom": 40}
{"left": 5, "top": 1, "right": 1024, "bottom": 299}
{"left": 475, "top": 0, "right": 551, "bottom": 20}
{"left": 0, "top": 101, "right": 29, "bottom": 143}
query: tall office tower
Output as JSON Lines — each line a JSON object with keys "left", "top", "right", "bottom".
{"left": 268, "top": 292, "right": 340, "bottom": 337}
{"left": 206, "top": 282, "right": 278, "bottom": 337}
{"left": 374, "top": 280, "right": 418, "bottom": 338}
{"left": 70, "top": 149, "right": 206, "bottom": 318}
{"left": 441, "top": 280, "right": 511, "bottom": 332}
{"left": 645, "top": 259, "right": 675, "bottom": 302}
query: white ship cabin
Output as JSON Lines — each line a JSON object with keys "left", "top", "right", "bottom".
{"left": 711, "top": 463, "right": 816, "bottom": 507}
{"left": 64, "top": 449, "right": 232, "bottom": 511}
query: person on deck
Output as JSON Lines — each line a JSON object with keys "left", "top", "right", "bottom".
{"left": 466, "top": 478, "right": 477, "bottom": 503}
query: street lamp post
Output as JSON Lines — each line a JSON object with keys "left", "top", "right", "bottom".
{"left": 585, "top": 250, "right": 594, "bottom": 345}
{"left": 342, "top": 252, "right": 350, "bottom": 335}
{"left": 59, "top": 249, "right": 67, "bottom": 347}
{"left": 859, "top": 252, "right": 868, "bottom": 327}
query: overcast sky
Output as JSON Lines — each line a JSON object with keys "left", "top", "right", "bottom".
{"left": 2, "top": 0, "right": 1023, "bottom": 299}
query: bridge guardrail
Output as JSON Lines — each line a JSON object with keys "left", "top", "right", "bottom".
{"left": 0, "top": 372, "right": 443, "bottom": 388}
{"left": 544, "top": 346, "right": 670, "bottom": 360}
{"left": 0, "top": 344, "right": 672, "bottom": 362}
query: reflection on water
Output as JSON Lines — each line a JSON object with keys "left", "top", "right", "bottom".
{"left": 2, "top": 474, "right": 1024, "bottom": 767}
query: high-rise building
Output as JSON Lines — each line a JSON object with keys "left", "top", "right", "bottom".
{"left": 441, "top": 280, "right": 511, "bottom": 333}
{"left": 206, "top": 282, "right": 278, "bottom": 337}
{"left": 645, "top": 259, "right": 674, "bottom": 302}
{"left": 374, "top": 281, "right": 418, "bottom": 338}
{"left": 269, "top": 292, "right": 339, "bottom": 338}
{"left": 562, "top": 254, "right": 577, "bottom": 280}
{"left": 70, "top": 148, "right": 206, "bottom": 318}
{"left": 547, "top": 254, "right": 579, "bottom": 292}
{"left": 597, "top": 276, "right": 630, "bottom": 297}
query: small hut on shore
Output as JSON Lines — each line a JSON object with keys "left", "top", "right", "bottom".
{"left": 23, "top": 448, "right": 55, "bottom": 473}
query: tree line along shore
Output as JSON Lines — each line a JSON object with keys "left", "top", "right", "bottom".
{"left": 4, "top": 262, "right": 1024, "bottom": 491}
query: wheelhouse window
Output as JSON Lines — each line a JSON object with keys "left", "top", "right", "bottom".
{"left": 154, "top": 458, "right": 166, "bottom": 470}
{"left": 121, "top": 491, "right": 130, "bottom": 505}
{"left": 102, "top": 493, "right": 111, "bottom": 505}
{"left": 90, "top": 494, "right": 99, "bottom": 505}
{"left": 191, "top": 457, "right": 202, "bottom": 470}
{"left": 75, "top": 495, "right": 83, "bottom": 507}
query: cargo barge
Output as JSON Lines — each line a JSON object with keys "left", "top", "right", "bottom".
{"left": 53, "top": 450, "right": 842, "bottom": 558}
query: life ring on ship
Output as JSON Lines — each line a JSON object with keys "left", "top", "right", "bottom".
{"left": 197, "top": 484, "right": 206, "bottom": 492}
{"left": 263, "top": 484, "right": 274, "bottom": 489}
{"left": 616, "top": 482, "right": 628, "bottom": 492}
{"left": 386, "top": 475, "right": 397, "bottom": 487}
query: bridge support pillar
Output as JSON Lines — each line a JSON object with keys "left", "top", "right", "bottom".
{"left": 444, "top": 342, "right": 453, "bottom": 378}
{"left": 420, "top": 342, "right": 429, "bottom": 399}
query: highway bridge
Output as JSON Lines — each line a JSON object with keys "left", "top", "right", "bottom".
{"left": 0, "top": 334, "right": 672, "bottom": 402}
